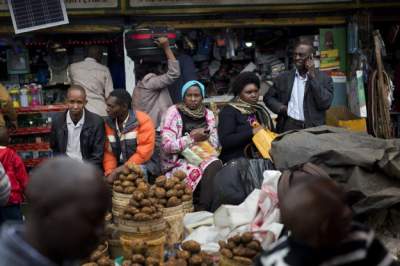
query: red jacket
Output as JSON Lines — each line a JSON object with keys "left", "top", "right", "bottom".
{"left": 0, "top": 147, "right": 28, "bottom": 205}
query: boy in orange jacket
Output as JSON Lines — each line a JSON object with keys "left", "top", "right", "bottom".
{"left": 103, "top": 90, "right": 155, "bottom": 182}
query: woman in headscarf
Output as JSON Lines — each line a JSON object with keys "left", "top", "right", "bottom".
{"left": 160, "top": 80, "right": 222, "bottom": 210}
{"left": 218, "top": 72, "right": 274, "bottom": 163}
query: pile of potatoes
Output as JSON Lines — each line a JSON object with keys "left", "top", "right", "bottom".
{"left": 121, "top": 241, "right": 160, "bottom": 266}
{"left": 152, "top": 171, "right": 192, "bottom": 208}
{"left": 123, "top": 184, "right": 163, "bottom": 222}
{"left": 165, "top": 240, "right": 213, "bottom": 266}
{"left": 82, "top": 243, "right": 113, "bottom": 266}
{"left": 113, "top": 163, "right": 144, "bottom": 194}
{"left": 219, "top": 232, "right": 262, "bottom": 264}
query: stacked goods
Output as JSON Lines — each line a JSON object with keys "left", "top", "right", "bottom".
{"left": 151, "top": 171, "right": 193, "bottom": 244}
{"left": 122, "top": 189, "right": 163, "bottom": 221}
{"left": 118, "top": 176, "right": 166, "bottom": 260}
{"left": 121, "top": 240, "right": 161, "bottom": 266}
{"left": 82, "top": 242, "right": 113, "bottom": 266}
{"left": 165, "top": 240, "right": 213, "bottom": 266}
{"left": 152, "top": 171, "right": 192, "bottom": 208}
{"left": 113, "top": 163, "right": 144, "bottom": 194}
{"left": 112, "top": 163, "right": 145, "bottom": 222}
{"left": 219, "top": 232, "right": 262, "bottom": 266}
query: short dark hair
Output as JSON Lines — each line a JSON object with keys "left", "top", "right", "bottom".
{"left": 109, "top": 89, "right": 132, "bottom": 109}
{"left": 68, "top": 85, "right": 86, "bottom": 98}
{"left": 231, "top": 72, "right": 260, "bottom": 96}
{"left": 295, "top": 40, "right": 315, "bottom": 54}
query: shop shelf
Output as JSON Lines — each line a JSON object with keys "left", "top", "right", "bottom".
{"left": 10, "top": 127, "right": 51, "bottom": 136}
{"left": 16, "top": 104, "right": 68, "bottom": 114}
{"left": 10, "top": 142, "right": 51, "bottom": 151}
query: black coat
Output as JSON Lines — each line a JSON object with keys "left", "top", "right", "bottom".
{"left": 264, "top": 69, "right": 333, "bottom": 132}
{"left": 218, "top": 105, "right": 253, "bottom": 163}
{"left": 50, "top": 109, "right": 105, "bottom": 170}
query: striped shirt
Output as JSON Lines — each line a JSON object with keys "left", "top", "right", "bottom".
{"left": 256, "top": 223, "right": 397, "bottom": 266}
{"left": 0, "top": 162, "right": 10, "bottom": 206}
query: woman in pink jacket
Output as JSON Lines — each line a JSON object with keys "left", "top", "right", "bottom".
{"left": 160, "top": 80, "right": 222, "bottom": 211}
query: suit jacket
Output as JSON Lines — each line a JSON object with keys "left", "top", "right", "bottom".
{"left": 50, "top": 109, "right": 105, "bottom": 170}
{"left": 264, "top": 69, "right": 333, "bottom": 132}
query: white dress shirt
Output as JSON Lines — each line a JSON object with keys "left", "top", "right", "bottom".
{"left": 66, "top": 110, "right": 85, "bottom": 162}
{"left": 287, "top": 70, "right": 308, "bottom": 121}
{"left": 68, "top": 58, "right": 114, "bottom": 117}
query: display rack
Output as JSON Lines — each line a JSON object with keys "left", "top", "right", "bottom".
{"left": 11, "top": 104, "right": 68, "bottom": 169}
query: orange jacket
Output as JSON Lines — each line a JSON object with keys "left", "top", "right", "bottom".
{"left": 103, "top": 110, "right": 155, "bottom": 176}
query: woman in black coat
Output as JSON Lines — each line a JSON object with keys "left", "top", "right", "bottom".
{"left": 218, "top": 72, "right": 274, "bottom": 163}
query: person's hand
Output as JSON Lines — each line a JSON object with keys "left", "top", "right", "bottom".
{"left": 253, "top": 126, "right": 262, "bottom": 135}
{"left": 279, "top": 105, "right": 288, "bottom": 116}
{"left": 305, "top": 57, "right": 316, "bottom": 79}
{"left": 155, "top": 37, "right": 170, "bottom": 50}
{"left": 106, "top": 165, "right": 125, "bottom": 184}
{"left": 190, "top": 128, "right": 209, "bottom": 142}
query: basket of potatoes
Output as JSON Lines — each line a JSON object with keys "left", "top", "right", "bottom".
{"left": 121, "top": 188, "right": 164, "bottom": 223}
{"left": 219, "top": 232, "right": 262, "bottom": 266}
{"left": 81, "top": 242, "right": 113, "bottom": 266}
{"left": 165, "top": 240, "right": 214, "bottom": 266}
{"left": 112, "top": 163, "right": 146, "bottom": 221}
{"left": 120, "top": 239, "right": 163, "bottom": 266}
{"left": 151, "top": 171, "right": 193, "bottom": 245}
{"left": 152, "top": 171, "right": 193, "bottom": 209}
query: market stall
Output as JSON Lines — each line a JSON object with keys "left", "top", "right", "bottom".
{"left": 0, "top": 1, "right": 124, "bottom": 170}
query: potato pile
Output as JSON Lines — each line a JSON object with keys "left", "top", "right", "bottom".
{"left": 152, "top": 171, "right": 192, "bottom": 208}
{"left": 82, "top": 243, "right": 113, "bottom": 266}
{"left": 123, "top": 185, "right": 163, "bottom": 222}
{"left": 121, "top": 241, "right": 160, "bottom": 266}
{"left": 219, "top": 232, "right": 262, "bottom": 264}
{"left": 165, "top": 240, "right": 213, "bottom": 266}
{"left": 113, "top": 163, "right": 144, "bottom": 194}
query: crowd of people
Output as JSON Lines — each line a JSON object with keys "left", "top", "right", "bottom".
{"left": 0, "top": 36, "right": 397, "bottom": 265}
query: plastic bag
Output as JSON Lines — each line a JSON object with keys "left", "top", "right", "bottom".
{"left": 238, "top": 159, "right": 275, "bottom": 196}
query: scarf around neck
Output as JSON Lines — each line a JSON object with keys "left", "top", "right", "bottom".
{"left": 229, "top": 98, "right": 273, "bottom": 130}
{"left": 177, "top": 103, "right": 206, "bottom": 120}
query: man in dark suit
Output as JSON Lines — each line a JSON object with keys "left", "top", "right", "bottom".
{"left": 264, "top": 41, "right": 334, "bottom": 133}
{"left": 50, "top": 85, "right": 105, "bottom": 170}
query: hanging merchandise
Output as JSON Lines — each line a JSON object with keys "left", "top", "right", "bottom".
{"left": 347, "top": 18, "right": 359, "bottom": 54}
{"left": 45, "top": 42, "right": 70, "bottom": 85}
{"left": 368, "top": 30, "right": 392, "bottom": 139}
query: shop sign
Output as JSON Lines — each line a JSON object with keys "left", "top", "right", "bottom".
{"left": 64, "top": 0, "right": 119, "bottom": 9}
{"left": 0, "top": 0, "right": 8, "bottom": 11}
{"left": 129, "top": 0, "right": 352, "bottom": 8}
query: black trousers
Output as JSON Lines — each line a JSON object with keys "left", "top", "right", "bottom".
{"left": 280, "top": 116, "right": 305, "bottom": 133}
{"left": 193, "top": 160, "right": 223, "bottom": 211}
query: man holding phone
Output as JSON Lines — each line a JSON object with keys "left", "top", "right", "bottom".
{"left": 264, "top": 41, "right": 333, "bottom": 133}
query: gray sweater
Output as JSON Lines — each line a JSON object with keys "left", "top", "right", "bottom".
{"left": 132, "top": 59, "right": 180, "bottom": 128}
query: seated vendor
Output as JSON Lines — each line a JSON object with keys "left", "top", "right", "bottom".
{"left": 103, "top": 89, "right": 155, "bottom": 182}
{"left": 160, "top": 80, "right": 222, "bottom": 211}
{"left": 256, "top": 178, "right": 396, "bottom": 266}
{"left": 218, "top": 72, "right": 274, "bottom": 163}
